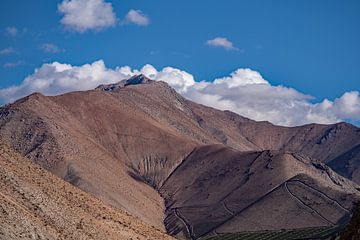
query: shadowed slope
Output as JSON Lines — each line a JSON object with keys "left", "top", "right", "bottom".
{"left": 338, "top": 202, "right": 360, "bottom": 240}
{"left": 159, "top": 145, "right": 360, "bottom": 239}
{"left": 188, "top": 101, "right": 360, "bottom": 179}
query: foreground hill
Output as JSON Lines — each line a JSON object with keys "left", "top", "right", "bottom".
{"left": 0, "top": 141, "right": 173, "bottom": 240}
{"left": 1, "top": 75, "right": 360, "bottom": 239}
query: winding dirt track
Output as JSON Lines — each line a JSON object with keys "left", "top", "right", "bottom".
{"left": 174, "top": 208, "right": 194, "bottom": 240}
{"left": 223, "top": 201, "right": 234, "bottom": 216}
{"left": 182, "top": 178, "right": 350, "bottom": 239}
{"left": 196, "top": 181, "right": 287, "bottom": 239}
{"left": 284, "top": 181, "right": 335, "bottom": 225}
{"left": 288, "top": 180, "right": 350, "bottom": 212}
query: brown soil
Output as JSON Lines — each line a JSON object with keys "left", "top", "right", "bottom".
{"left": 0, "top": 141, "right": 174, "bottom": 240}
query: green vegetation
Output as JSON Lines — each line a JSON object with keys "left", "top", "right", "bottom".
{"left": 203, "top": 226, "right": 341, "bottom": 240}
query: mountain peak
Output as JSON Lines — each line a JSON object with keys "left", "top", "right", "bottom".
{"left": 96, "top": 74, "right": 155, "bottom": 92}
{"left": 125, "top": 74, "right": 153, "bottom": 85}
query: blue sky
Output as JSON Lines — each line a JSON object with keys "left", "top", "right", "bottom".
{"left": 0, "top": 0, "right": 359, "bottom": 126}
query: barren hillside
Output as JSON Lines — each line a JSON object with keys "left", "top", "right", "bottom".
{"left": 1, "top": 75, "right": 360, "bottom": 239}
{"left": 0, "top": 141, "right": 173, "bottom": 240}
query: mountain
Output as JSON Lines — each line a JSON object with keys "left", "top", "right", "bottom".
{"left": 0, "top": 141, "right": 173, "bottom": 240}
{"left": 1, "top": 74, "right": 360, "bottom": 239}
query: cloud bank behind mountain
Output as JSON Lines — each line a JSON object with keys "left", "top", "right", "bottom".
{"left": 0, "top": 60, "right": 359, "bottom": 126}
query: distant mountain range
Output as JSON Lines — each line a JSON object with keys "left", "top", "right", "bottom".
{"left": 1, "top": 74, "right": 359, "bottom": 239}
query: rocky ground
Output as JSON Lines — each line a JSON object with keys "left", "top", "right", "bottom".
{"left": 0, "top": 141, "right": 174, "bottom": 240}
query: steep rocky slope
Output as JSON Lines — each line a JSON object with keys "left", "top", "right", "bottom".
{"left": 0, "top": 141, "right": 173, "bottom": 240}
{"left": 1, "top": 75, "right": 360, "bottom": 239}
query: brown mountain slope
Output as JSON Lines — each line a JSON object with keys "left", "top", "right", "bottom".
{"left": 187, "top": 101, "right": 360, "bottom": 182}
{"left": 0, "top": 75, "right": 360, "bottom": 239}
{"left": 0, "top": 87, "right": 195, "bottom": 230}
{"left": 328, "top": 144, "right": 360, "bottom": 184}
{"left": 160, "top": 145, "right": 360, "bottom": 239}
{"left": 0, "top": 141, "right": 173, "bottom": 240}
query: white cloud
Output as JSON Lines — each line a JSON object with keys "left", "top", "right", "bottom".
{"left": 331, "top": 91, "right": 360, "bottom": 120}
{"left": 0, "top": 60, "right": 128, "bottom": 102}
{"left": 40, "top": 43, "right": 62, "bottom": 53}
{"left": 213, "top": 68, "right": 269, "bottom": 87}
{"left": 180, "top": 70, "right": 360, "bottom": 126}
{"left": 5, "top": 27, "right": 18, "bottom": 37}
{"left": 141, "top": 64, "right": 158, "bottom": 79}
{"left": 123, "top": 9, "right": 150, "bottom": 26}
{"left": 58, "top": 0, "right": 117, "bottom": 32}
{"left": 152, "top": 66, "right": 195, "bottom": 93}
{"left": 206, "top": 37, "right": 238, "bottom": 51}
{"left": 0, "top": 47, "right": 15, "bottom": 55}
{"left": 0, "top": 61, "right": 193, "bottom": 103}
{"left": 0, "top": 60, "right": 359, "bottom": 126}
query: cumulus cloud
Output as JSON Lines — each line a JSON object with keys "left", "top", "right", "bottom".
{"left": 206, "top": 37, "right": 238, "bottom": 51}
{"left": 0, "top": 61, "right": 192, "bottom": 103}
{"left": 182, "top": 70, "right": 360, "bottom": 126}
{"left": 58, "top": 0, "right": 117, "bottom": 32}
{"left": 142, "top": 65, "right": 195, "bottom": 93}
{"left": 0, "top": 60, "right": 359, "bottom": 126}
{"left": 0, "top": 47, "right": 15, "bottom": 55}
{"left": 40, "top": 43, "right": 62, "bottom": 53}
{"left": 331, "top": 92, "right": 360, "bottom": 120}
{"left": 5, "top": 27, "right": 18, "bottom": 37}
{"left": 0, "top": 60, "right": 126, "bottom": 102}
{"left": 123, "top": 9, "right": 150, "bottom": 26}
{"left": 213, "top": 68, "right": 269, "bottom": 87}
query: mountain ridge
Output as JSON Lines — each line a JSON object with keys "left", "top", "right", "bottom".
{"left": 1, "top": 76, "right": 360, "bottom": 239}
